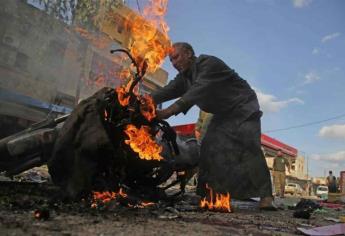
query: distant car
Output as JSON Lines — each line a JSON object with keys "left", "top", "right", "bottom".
{"left": 285, "top": 183, "right": 303, "bottom": 196}
{"left": 316, "top": 185, "right": 329, "bottom": 198}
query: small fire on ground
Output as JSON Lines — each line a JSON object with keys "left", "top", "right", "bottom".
{"left": 200, "top": 184, "right": 231, "bottom": 213}
{"left": 91, "top": 188, "right": 155, "bottom": 209}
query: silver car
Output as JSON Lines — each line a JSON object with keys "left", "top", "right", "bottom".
{"left": 316, "top": 185, "right": 329, "bottom": 198}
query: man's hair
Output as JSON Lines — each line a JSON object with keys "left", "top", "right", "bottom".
{"left": 173, "top": 42, "right": 195, "bottom": 56}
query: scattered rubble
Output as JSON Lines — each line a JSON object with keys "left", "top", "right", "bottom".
{"left": 1, "top": 180, "right": 345, "bottom": 235}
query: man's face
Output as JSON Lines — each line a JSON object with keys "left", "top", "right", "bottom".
{"left": 277, "top": 151, "right": 282, "bottom": 157}
{"left": 169, "top": 45, "right": 193, "bottom": 73}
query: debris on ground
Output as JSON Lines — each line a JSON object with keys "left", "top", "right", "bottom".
{"left": 1, "top": 180, "right": 345, "bottom": 235}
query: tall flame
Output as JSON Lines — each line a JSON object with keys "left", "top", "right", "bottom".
{"left": 124, "top": 124, "right": 163, "bottom": 161}
{"left": 200, "top": 184, "right": 231, "bottom": 213}
{"left": 126, "top": 0, "right": 171, "bottom": 73}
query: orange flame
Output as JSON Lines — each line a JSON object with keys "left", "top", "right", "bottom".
{"left": 91, "top": 188, "right": 127, "bottom": 208}
{"left": 124, "top": 124, "right": 163, "bottom": 161}
{"left": 116, "top": 82, "right": 157, "bottom": 121}
{"left": 126, "top": 0, "right": 171, "bottom": 73}
{"left": 139, "top": 94, "right": 157, "bottom": 121}
{"left": 91, "top": 188, "right": 155, "bottom": 209}
{"left": 115, "top": 80, "right": 134, "bottom": 107}
{"left": 200, "top": 184, "right": 231, "bottom": 213}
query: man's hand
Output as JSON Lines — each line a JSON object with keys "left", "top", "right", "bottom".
{"left": 156, "top": 103, "right": 181, "bottom": 120}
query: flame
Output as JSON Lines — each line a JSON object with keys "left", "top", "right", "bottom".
{"left": 200, "top": 184, "right": 231, "bottom": 213}
{"left": 77, "top": 1, "right": 168, "bottom": 162}
{"left": 124, "top": 124, "right": 163, "bottom": 161}
{"left": 91, "top": 188, "right": 127, "bottom": 208}
{"left": 139, "top": 94, "right": 156, "bottom": 121}
{"left": 126, "top": 0, "right": 171, "bottom": 73}
{"left": 91, "top": 188, "right": 155, "bottom": 209}
{"left": 116, "top": 82, "right": 157, "bottom": 121}
{"left": 116, "top": 80, "right": 134, "bottom": 107}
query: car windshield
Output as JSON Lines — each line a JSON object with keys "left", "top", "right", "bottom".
{"left": 318, "top": 187, "right": 328, "bottom": 191}
{"left": 288, "top": 184, "right": 296, "bottom": 187}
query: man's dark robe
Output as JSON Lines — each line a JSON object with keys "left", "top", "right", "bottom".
{"left": 151, "top": 55, "right": 272, "bottom": 199}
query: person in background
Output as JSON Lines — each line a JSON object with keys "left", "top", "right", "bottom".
{"left": 327, "top": 170, "right": 337, "bottom": 193}
{"left": 194, "top": 110, "right": 213, "bottom": 143}
{"left": 272, "top": 149, "right": 290, "bottom": 198}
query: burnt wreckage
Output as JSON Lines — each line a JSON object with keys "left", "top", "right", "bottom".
{"left": 0, "top": 49, "right": 200, "bottom": 201}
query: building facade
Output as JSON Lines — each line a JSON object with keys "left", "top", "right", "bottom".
{"left": 0, "top": 0, "right": 168, "bottom": 138}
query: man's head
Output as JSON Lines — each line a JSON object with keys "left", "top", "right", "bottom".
{"left": 277, "top": 149, "right": 283, "bottom": 157}
{"left": 169, "top": 42, "right": 195, "bottom": 73}
{"left": 329, "top": 170, "right": 333, "bottom": 175}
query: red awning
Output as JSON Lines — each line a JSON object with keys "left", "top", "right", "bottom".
{"left": 261, "top": 133, "right": 297, "bottom": 157}
{"left": 173, "top": 123, "right": 196, "bottom": 136}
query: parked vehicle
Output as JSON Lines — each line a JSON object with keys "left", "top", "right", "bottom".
{"left": 285, "top": 183, "right": 303, "bottom": 196}
{"left": 316, "top": 185, "right": 329, "bottom": 199}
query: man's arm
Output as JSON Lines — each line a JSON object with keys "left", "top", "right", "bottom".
{"left": 156, "top": 56, "right": 233, "bottom": 119}
{"left": 177, "top": 56, "right": 233, "bottom": 114}
{"left": 150, "top": 74, "right": 185, "bottom": 105}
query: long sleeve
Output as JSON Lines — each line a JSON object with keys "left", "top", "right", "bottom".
{"left": 150, "top": 74, "right": 186, "bottom": 105}
{"left": 178, "top": 55, "right": 259, "bottom": 120}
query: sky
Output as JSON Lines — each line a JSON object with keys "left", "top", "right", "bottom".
{"left": 125, "top": 0, "right": 345, "bottom": 178}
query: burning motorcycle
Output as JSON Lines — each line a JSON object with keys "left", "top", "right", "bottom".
{"left": 0, "top": 49, "right": 200, "bottom": 200}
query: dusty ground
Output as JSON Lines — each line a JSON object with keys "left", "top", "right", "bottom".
{"left": 0, "top": 171, "right": 345, "bottom": 236}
